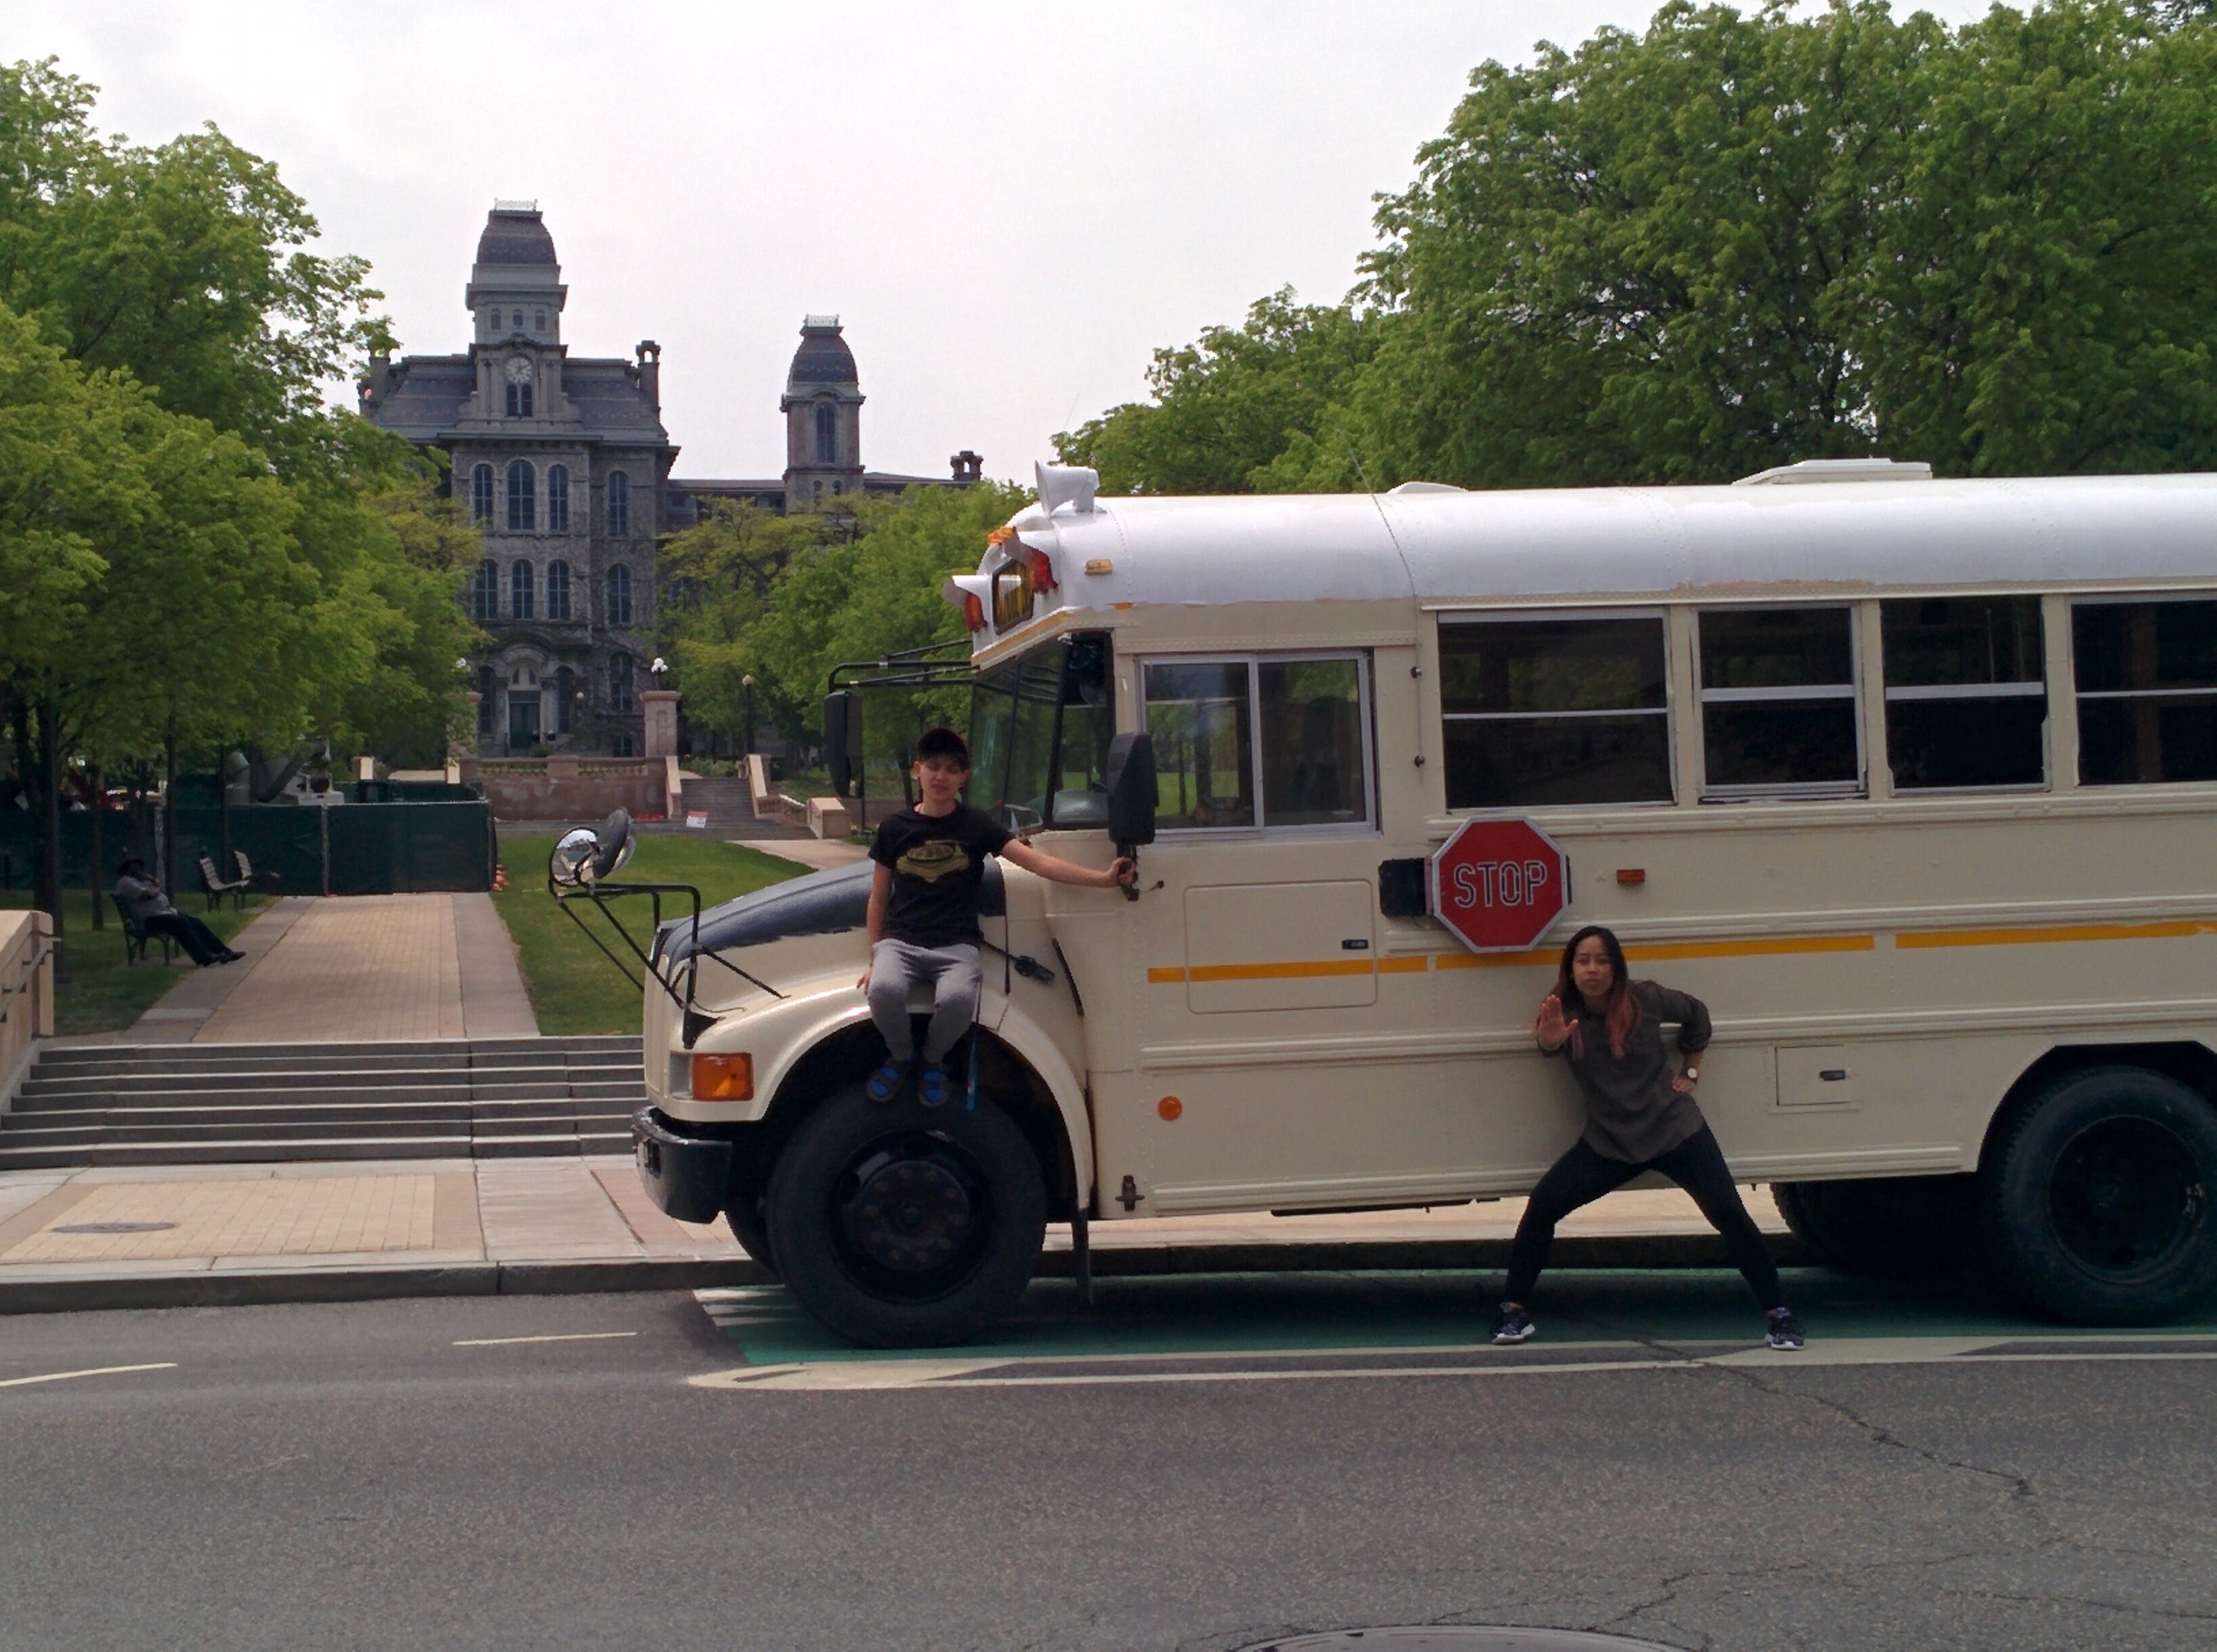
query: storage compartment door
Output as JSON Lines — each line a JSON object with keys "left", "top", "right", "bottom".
{"left": 1184, "top": 881, "right": 1377, "bottom": 1014}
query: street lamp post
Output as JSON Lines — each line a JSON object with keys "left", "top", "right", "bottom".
{"left": 741, "top": 674, "right": 756, "bottom": 758}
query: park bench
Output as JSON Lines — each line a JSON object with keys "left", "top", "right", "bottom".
{"left": 112, "top": 894, "right": 175, "bottom": 965}
{"left": 232, "top": 848, "right": 269, "bottom": 893}
{"left": 197, "top": 854, "right": 249, "bottom": 911}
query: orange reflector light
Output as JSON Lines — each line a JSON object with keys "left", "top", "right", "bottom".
{"left": 691, "top": 1053, "right": 754, "bottom": 1101}
{"left": 962, "top": 592, "right": 985, "bottom": 632}
{"left": 1616, "top": 869, "right": 1646, "bottom": 886}
{"left": 1158, "top": 1095, "right": 1183, "bottom": 1121}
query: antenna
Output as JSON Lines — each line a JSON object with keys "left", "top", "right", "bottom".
{"left": 1352, "top": 444, "right": 1428, "bottom": 776}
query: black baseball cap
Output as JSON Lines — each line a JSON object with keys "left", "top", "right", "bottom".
{"left": 914, "top": 727, "right": 970, "bottom": 766}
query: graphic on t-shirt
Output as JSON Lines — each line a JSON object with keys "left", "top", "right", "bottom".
{"left": 896, "top": 840, "right": 969, "bottom": 882}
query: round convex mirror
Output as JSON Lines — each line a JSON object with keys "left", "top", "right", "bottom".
{"left": 548, "top": 827, "right": 599, "bottom": 888}
{"left": 591, "top": 808, "right": 637, "bottom": 881}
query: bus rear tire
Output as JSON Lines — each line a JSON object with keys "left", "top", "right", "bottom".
{"left": 766, "top": 1083, "right": 1046, "bottom": 1348}
{"left": 1771, "top": 1177, "right": 1975, "bottom": 1281}
{"left": 1981, "top": 1066, "right": 2217, "bottom": 1326}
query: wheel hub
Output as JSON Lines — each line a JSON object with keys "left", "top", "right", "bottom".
{"left": 2051, "top": 1118, "right": 2203, "bottom": 1275}
{"left": 844, "top": 1155, "right": 976, "bottom": 1273}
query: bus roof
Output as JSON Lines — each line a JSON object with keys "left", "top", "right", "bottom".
{"left": 978, "top": 471, "right": 2217, "bottom": 626}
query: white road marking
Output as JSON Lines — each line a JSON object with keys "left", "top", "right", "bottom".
{"left": 452, "top": 1332, "right": 641, "bottom": 1347}
{"left": 0, "top": 1362, "right": 178, "bottom": 1390}
{"left": 687, "top": 1334, "right": 2217, "bottom": 1392}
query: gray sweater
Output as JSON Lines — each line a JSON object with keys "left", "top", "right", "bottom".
{"left": 1543, "top": 980, "right": 1713, "bottom": 1163}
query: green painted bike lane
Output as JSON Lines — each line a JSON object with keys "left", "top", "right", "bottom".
{"left": 699, "top": 1267, "right": 2217, "bottom": 1368}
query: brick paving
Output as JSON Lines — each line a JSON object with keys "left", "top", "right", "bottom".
{"left": 186, "top": 893, "right": 509, "bottom": 1043}
{"left": 0, "top": 1174, "right": 437, "bottom": 1263}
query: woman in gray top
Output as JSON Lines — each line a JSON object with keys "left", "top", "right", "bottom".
{"left": 1490, "top": 924, "right": 1804, "bottom": 1350}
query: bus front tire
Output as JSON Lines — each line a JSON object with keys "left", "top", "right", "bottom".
{"left": 724, "top": 1193, "right": 779, "bottom": 1280}
{"left": 766, "top": 1083, "right": 1046, "bottom": 1348}
{"left": 1981, "top": 1066, "right": 2217, "bottom": 1326}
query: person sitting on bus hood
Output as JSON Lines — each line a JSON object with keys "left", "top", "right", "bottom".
{"left": 858, "top": 726, "right": 1134, "bottom": 1107}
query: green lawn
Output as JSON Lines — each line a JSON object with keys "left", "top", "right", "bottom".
{"left": 492, "top": 833, "right": 811, "bottom": 1035}
{"left": 0, "top": 887, "right": 272, "bottom": 1037}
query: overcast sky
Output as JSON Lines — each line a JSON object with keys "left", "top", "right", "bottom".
{"left": 4, "top": 1, "right": 1994, "bottom": 485}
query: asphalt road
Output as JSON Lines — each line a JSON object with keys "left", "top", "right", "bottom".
{"left": 3, "top": 1274, "right": 2214, "bottom": 1651}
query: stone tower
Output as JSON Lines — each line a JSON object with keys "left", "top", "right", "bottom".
{"left": 781, "top": 315, "right": 865, "bottom": 513}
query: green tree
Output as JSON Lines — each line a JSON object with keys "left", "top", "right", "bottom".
{"left": 1054, "top": 290, "right": 1373, "bottom": 494}
{"left": 655, "top": 498, "right": 838, "bottom": 745}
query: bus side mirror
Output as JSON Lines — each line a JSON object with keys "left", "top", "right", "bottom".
{"left": 824, "top": 691, "right": 860, "bottom": 797}
{"left": 1106, "top": 733, "right": 1157, "bottom": 848}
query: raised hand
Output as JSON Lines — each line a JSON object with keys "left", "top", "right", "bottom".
{"left": 1534, "top": 992, "right": 1573, "bottom": 1050}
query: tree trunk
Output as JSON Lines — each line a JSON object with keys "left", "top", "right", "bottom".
{"left": 34, "top": 692, "right": 63, "bottom": 937}
{"left": 163, "top": 722, "right": 179, "bottom": 901}
{"left": 87, "top": 762, "right": 105, "bottom": 930}
{"left": 217, "top": 746, "right": 232, "bottom": 884}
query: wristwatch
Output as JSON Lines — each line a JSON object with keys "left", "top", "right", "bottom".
{"left": 1683, "top": 1066, "right": 1700, "bottom": 1083}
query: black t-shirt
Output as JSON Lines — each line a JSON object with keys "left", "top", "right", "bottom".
{"left": 869, "top": 804, "right": 1015, "bottom": 948}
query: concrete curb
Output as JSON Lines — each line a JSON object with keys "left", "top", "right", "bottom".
{"left": 0, "top": 1233, "right": 1817, "bottom": 1316}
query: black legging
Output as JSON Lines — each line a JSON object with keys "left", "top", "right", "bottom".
{"left": 1506, "top": 1125, "right": 1785, "bottom": 1311}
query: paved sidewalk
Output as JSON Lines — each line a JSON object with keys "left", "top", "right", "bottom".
{"left": 0, "top": 1154, "right": 1793, "bottom": 1314}
{"left": 106, "top": 891, "right": 538, "bottom": 1046}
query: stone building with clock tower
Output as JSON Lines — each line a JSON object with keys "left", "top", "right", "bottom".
{"left": 360, "top": 200, "right": 980, "bottom": 758}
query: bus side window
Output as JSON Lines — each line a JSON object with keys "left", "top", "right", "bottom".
{"left": 1142, "top": 653, "right": 1374, "bottom": 830}
{"left": 1438, "top": 614, "right": 1671, "bottom": 808}
{"left": 1881, "top": 596, "right": 2046, "bottom": 790}
{"left": 2073, "top": 598, "right": 2217, "bottom": 784}
{"left": 1698, "top": 606, "right": 1861, "bottom": 796}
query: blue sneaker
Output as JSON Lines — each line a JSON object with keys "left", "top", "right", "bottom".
{"left": 1490, "top": 1304, "right": 1535, "bottom": 1345}
{"left": 917, "top": 1062, "right": 953, "bottom": 1108}
{"left": 865, "top": 1061, "right": 907, "bottom": 1104}
{"left": 1767, "top": 1309, "right": 1806, "bottom": 1350}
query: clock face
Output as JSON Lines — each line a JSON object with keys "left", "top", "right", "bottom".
{"left": 505, "top": 357, "right": 533, "bottom": 385}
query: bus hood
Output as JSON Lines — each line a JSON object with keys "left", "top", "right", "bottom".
{"left": 652, "top": 857, "right": 1004, "bottom": 970}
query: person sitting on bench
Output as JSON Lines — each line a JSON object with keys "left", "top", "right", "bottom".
{"left": 114, "top": 856, "right": 243, "bottom": 967}
{"left": 859, "top": 726, "right": 1133, "bottom": 1106}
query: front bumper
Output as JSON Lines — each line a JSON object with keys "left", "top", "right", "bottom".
{"left": 631, "top": 1106, "right": 733, "bottom": 1224}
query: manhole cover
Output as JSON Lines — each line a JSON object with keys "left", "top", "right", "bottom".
{"left": 1236, "top": 1632, "right": 1678, "bottom": 1652}
{"left": 53, "top": 1221, "right": 177, "bottom": 1235}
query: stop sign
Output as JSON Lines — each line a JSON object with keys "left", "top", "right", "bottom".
{"left": 1429, "top": 817, "right": 1570, "bottom": 952}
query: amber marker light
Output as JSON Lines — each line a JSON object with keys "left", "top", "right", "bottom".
{"left": 1158, "top": 1096, "right": 1183, "bottom": 1121}
{"left": 1616, "top": 869, "right": 1646, "bottom": 886}
{"left": 691, "top": 1053, "right": 754, "bottom": 1101}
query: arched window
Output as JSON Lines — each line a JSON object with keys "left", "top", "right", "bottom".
{"left": 510, "top": 560, "right": 534, "bottom": 620}
{"left": 609, "top": 651, "right": 634, "bottom": 713}
{"left": 477, "top": 665, "right": 495, "bottom": 733}
{"left": 546, "top": 464, "right": 569, "bottom": 532}
{"left": 512, "top": 309, "right": 524, "bottom": 330}
{"left": 606, "top": 563, "right": 632, "bottom": 627}
{"left": 606, "top": 470, "right": 630, "bottom": 537}
{"left": 506, "top": 461, "right": 534, "bottom": 531}
{"left": 470, "top": 559, "right": 498, "bottom": 622}
{"left": 545, "top": 559, "right": 570, "bottom": 621}
{"left": 505, "top": 380, "right": 533, "bottom": 418}
{"left": 815, "top": 401, "right": 836, "bottom": 464}
{"left": 555, "top": 666, "right": 574, "bottom": 735}
{"left": 471, "top": 463, "right": 495, "bottom": 523}
{"left": 534, "top": 309, "right": 546, "bottom": 332}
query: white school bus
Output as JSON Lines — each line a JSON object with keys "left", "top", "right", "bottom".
{"left": 607, "top": 457, "right": 2217, "bottom": 1347}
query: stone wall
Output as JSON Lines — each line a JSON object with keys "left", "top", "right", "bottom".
{"left": 462, "top": 757, "right": 670, "bottom": 822}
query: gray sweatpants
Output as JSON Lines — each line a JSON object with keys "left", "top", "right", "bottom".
{"left": 867, "top": 939, "right": 983, "bottom": 1065}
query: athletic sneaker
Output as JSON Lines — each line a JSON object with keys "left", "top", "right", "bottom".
{"left": 1490, "top": 1304, "right": 1536, "bottom": 1345}
{"left": 917, "top": 1062, "right": 953, "bottom": 1108}
{"left": 1767, "top": 1309, "right": 1807, "bottom": 1351}
{"left": 865, "top": 1060, "right": 907, "bottom": 1104}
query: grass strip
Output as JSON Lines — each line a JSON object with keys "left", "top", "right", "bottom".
{"left": 0, "top": 888, "right": 272, "bottom": 1036}
{"left": 491, "top": 834, "right": 809, "bottom": 1035}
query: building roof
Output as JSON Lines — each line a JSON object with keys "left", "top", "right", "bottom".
{"left": 365, "top": 357, "right": 475, "bottom": 440}
{"left": 476, "top": 207, "right": 557, "bottom": 267}
{"left": 364, "top": 353, "right": 669, "bottom": 444}
{"left": 788, "top": 320, "right": 857, "bottom": 389}
{"left": 969, "top": 472, "right": 2217, "bottom": 630}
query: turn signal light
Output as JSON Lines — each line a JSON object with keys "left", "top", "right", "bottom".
{"left": 962, "top": 592, "right": 986, "bottom": 632}
{"left": 691, "top": 1053, "right": 754, "bottom": 1101}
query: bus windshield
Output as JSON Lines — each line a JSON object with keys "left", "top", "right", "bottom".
{"left": 967, "top": 634, "right": 1115, "bottom": 830}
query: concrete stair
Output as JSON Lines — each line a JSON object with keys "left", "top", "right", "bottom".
{"left": 0, "top": 1037, "right": 647, "bottom": 1169}
{"left": 683, "top": 775, "right": 812, "bottom": 840}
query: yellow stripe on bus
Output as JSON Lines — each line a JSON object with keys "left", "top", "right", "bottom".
{"left": 1896, "top": 919, "right": 2217, "bottom": 951}
{"left": 1144, "top": 918, "right": 2207, "bottom": 986}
